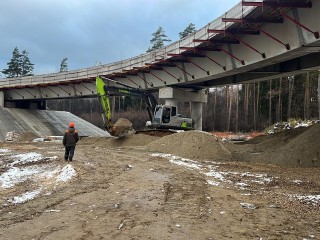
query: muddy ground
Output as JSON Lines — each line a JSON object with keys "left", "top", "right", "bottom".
{"left": 0, "top": 126, "right": 320, "bottom": 240}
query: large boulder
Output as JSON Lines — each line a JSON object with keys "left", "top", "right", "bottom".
{"left": 110, "top": 118, "right": 135, "bottom": 137}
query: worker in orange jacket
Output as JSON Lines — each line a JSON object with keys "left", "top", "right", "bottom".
{"left": 63, "top": 122, "right": 79, "bottom": 162}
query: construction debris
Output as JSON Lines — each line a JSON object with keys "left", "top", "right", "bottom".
{"left": 5, "top": 131, "right": 20, "bottom": 142}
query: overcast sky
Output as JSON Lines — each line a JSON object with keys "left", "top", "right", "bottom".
{"left": 0, "top": 0, "right": 239, "bottom": 75}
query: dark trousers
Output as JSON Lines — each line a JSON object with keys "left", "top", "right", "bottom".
{"left": 64, "top": 146, "right": 76, "bottom": 161}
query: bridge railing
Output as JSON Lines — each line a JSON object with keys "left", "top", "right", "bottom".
{"left": 0, "top": 1, "right": 256, "bottom": 89}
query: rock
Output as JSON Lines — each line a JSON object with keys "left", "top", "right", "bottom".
{"left": 110, "top": 118, "right": 135, "bottom": 137}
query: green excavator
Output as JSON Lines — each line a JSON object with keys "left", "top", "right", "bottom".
{"left": 96, "top": 76, "right": 193, "bottom": 137}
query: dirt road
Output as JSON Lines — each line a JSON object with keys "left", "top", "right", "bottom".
{"left": 0, "top": 131, "right": 319, "bottom": 239}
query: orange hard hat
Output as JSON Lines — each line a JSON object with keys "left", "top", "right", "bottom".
{"left": 69, "top": 122, "right": 75, "bottom": 128}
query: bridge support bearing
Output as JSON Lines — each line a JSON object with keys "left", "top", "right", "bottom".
{"left": 159, "top": 87, "right": 208, "bottom": 131}
{"left": 0, "top": 91, "right": 4, "bottom": 107}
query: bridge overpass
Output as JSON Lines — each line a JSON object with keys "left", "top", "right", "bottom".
{"left": 0, "top": 0, "right": 319, "bottom": 130}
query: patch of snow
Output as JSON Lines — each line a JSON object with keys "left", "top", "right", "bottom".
{"left": 294, "top": 122, "right": 309, "bottom": 128}
{"left": 207, "top": 180, "right": 220, "bottom": 186}
{"left": 289, "top": 194, "right": 320, "bottom": 205}
{"left": 45, "top": 209, "right": 61, "bottom": 213}
{"left": 0, "top": 148, "right": 11, "bottom": 153}
{"left": 0, "top": 166, "right": 44, "bottom": 189}
{"left": 293, "top": 180, "right": 303, "bottom": 184}
{"left": 56, "top": 164, "right": 77, "bottom": 182}
{"left": 204, "top": 170, "right": 225, "bottom": 182}
{"left": 151, "top": 153, "right": 201, "bottom": 170}
{"left": 240, "top": 202, "right": 257, "bottom": 209}
{"left": 10, "top": 152, "right": 42, "bottom": 166}
{"left": 169, "top": 159, "right": 201, "bottom": 170}
{"left": 8, "top": 188, "right": 42, "bottom": 204}
{"left": 236, "top": 182, "right": 249, "bottom": 188}
{"left": 32, "top": 138, "right": 45, "bottom": 142}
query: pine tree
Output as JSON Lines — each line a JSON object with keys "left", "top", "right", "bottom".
{"left": 179, "top": 23, "right": 196, "bottom": 39}
{"left": 2, "top": 47, "right": 34, "bottom": 77}
{"left": 147, "top": 27, "right": 171, "bottom": 52}
{"left": 60, "top": 58, "right": 68, "bottom": 72}
{"left": 20, "top": 50, "right": 34, "bottom": 76}
{"left": 2, "top": 47, "right": 22, "bottom": 78}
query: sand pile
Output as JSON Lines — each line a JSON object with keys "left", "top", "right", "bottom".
{"left": 18, "top": 132, "right": 39, "bottom": 141}
{"left": 237, "top": 122, "right": 320, "bottom": 167}
{"left": 79, "top": 134, "right": 160, "bottom": 148}
{"left": 276, "top": 122, "right": 320, "bottom": 167}
{"left": 146, "top": 130, "right": 231, "bottom": 162}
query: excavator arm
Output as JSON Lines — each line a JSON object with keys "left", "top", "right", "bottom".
{"left": 96, "top": 76, "right": 113, "bottom": 130}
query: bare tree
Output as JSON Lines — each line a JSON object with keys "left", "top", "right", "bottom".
{"left": 287, "top": 76, "right": 294, "bottom": 120}
{"left": 304, "top": 72, "right": 310, "bottom": 119}
{"left": 268, "top": 80, "right": 272, "bottom": 125}
{"left": 318, "top": 71, "right": 320, "bottom": 119}
{"left": 235, "top": 85, "right": 239, "bottom": 132}
{"left": 244, "top": 83, "right": 249, "bottom": 125}
{"left": 255, "top": 82, "right": 260, "bottom": 130}
{"left": 277, "top": 77, "right": 282, "bottom": 122}
{"left": 213, "top": 88, "right": 217, "bottom": 131}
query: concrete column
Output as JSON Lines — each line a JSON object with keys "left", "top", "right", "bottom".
{"left": 165, "top": 99, "right": 178, "bottom": 106}
{"left": 191, "top": 102, "right": 203, "bottom": 131}
{"left": 159, "top": 87, "right": 207, "bottom": 131}
{"left": 0, "top": 91, "right": 4, "bottom": 107}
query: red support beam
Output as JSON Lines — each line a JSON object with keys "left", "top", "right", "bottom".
{"left": 193, "top": 39, "right": 209, "bottom": 43}
{"left": 170, "top": 62, "right": 195, "bottom": 79}
{"left": 210, "top": 39, "right": 240, "bottom": 44}
{"left": 281, "top": 12, "right": 319, "bottom": 39}
{"left": 167, "top": 53, "right": 186, "bottom": 58}
{"left": 260, "top": 29, "right": 290, "bottom": 50}
{"left": 220, "top": 48, "right": 245, "bottom": 65}
{"left": 242, "top": 1, "right": 312, "bottom": 8}
{"left": 189, "top": 60, "right": 210, "bottom": 75}
{"left": 185, "top": 45, "right": 221, "bottom": 51}
{"left": 236, "top": 37, "right": 266, "bottom": 58}
{"left": 148, "top": 72, "right": 167, "bottom": 84}
{"left": 162, "top": 68, "right": 181, "bottom": 82}
{"left": 222, "top": 17, "right": 283, "bottom": 24}
{"left": 136, "top": 73, "right": 153, "bottom": 87}
{"left": 208, "top": 29, "right": 260, "bottom": 35}
{"left": 180, "top": 47, "right": 226, "bottom": 70}
{"left": 133, "top": 67, "right": 150, "bottom": 73}
{"left": 203, "top": 53, "right": 226, "bottom": 71}
{"left": 125, "top": 76, "right": 141, "bottom": 88}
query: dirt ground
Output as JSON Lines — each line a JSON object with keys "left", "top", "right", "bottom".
{"left": 0, "top": 125, "right": 320, "bottom": 240}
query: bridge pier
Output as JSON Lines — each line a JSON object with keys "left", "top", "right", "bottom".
{"left": 159, "top": 87, "right": 207, "bottom": 130}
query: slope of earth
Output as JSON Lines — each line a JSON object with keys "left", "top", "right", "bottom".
{"left": 0, "top": 130, "right": 319, "bottom": 239}
{"left": 229, "top": 122, "right": 320, "bottom": 167}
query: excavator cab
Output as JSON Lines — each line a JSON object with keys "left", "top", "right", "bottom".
{"left": 152, "top": 105, "right": 193, "bottom": 130}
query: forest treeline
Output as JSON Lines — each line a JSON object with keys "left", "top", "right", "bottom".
{"left": 47, "top": 71, "right": 320, "bottom": 132}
